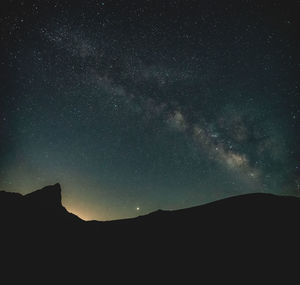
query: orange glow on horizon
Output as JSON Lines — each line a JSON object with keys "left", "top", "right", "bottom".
{"left": 64, "top": 204, "right": 102, "bottom": 221}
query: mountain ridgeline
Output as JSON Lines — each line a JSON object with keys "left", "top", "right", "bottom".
{"left": 1, "top": 183, "right": 299, "bottom": 279}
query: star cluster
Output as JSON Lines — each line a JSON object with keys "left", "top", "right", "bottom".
{"left": 0, "top": 0, "right": 299, "bottom": 220}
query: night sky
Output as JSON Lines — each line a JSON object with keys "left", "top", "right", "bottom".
{"left": 0, "top": 0, "right": 299, "bottom": 220}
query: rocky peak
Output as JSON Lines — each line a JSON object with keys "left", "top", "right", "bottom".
{"left": 25, "top": 183, "right": 62, "bottom": 208}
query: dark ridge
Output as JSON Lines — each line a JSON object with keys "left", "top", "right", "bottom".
{"left": 24, "top": 183, "right": 62, "bottom": 208}
{"left": 1, "top": 184, "right": 299, "bottom": 280}
{"left": 0, "top": 183, "right": 83, "bottom": 228}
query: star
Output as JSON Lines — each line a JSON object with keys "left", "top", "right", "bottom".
{"left": 0, "top": 0, "right": 298, "bottom": 221}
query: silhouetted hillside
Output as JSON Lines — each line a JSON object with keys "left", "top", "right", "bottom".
{"left": 0, "top": 183, "right": 83, "bottom": 227}
{"left": 1, "top": 183, "right": 300, "bottom": 240}
{"left": 1, "top": 184, "right": 299, "bottom": 281}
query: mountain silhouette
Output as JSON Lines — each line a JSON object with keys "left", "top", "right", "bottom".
{"left": 0, "top": 183, "right": 82, "bottom": 228}
{"left": 1, "top": 183, "right": 299, "bottom": 281}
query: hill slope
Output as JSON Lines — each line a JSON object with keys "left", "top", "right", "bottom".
{"left": 1, "top": 183, "right": 300, "bottom": 280}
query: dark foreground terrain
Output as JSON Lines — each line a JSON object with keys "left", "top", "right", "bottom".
{"left": 1, "top": 183, "right": 299, "bottom": 281}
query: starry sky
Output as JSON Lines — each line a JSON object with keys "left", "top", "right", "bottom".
{"left": 0, "top": 0, "right": 299, "bottom": 220}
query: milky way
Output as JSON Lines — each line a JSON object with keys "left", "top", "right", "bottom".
{"left": 0, "top": 0, "right": 299, "bottom": 220}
